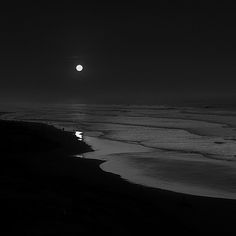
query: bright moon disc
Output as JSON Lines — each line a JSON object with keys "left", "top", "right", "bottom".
{"left": 76, "top": 65, "right": 83, "bottom": 72}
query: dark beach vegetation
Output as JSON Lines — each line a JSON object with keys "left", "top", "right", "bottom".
{"left": 0, "top": 119, "right": 236, "bottom": 235}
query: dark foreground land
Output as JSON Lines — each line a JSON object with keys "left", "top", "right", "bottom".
{"left": 0, "top": 119, "right": 236, "bottom": 235}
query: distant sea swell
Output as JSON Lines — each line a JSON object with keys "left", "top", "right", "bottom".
{"left": 1, "top": 104, "right": 236, "bottom": 199}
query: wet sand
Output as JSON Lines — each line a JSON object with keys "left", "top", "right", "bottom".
{"left": 0, "top": 119, "right": 236, "bottom": 235}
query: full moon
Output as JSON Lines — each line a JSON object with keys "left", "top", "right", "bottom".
{"left": 76, "top": 65, "right": 83, "bottom": 72}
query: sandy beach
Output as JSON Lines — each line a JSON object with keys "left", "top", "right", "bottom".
{"left": 0, "top": 119, "right": 236, "bottom": 235}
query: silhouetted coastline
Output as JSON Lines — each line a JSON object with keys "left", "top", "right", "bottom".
{"left": 1, "top": 119, "right": 236, "bottom": 235}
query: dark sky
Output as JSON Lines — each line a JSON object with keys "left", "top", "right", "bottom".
{"left": 1, "top": 3, "right": 236, "bottom": 105}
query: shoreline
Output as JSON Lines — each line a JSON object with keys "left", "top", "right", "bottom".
{"left": 0, "top": 119, "right": 236, "bottom": 234}
{"left": 83, "top": 126, "right": 236, "bottom": 200}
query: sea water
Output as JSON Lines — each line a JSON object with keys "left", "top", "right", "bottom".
{"left": 1, "top": 103, "right": 236, "bottom": 199}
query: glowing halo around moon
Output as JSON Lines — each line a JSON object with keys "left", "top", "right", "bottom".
{"left": 76, "top": 64, "right": 83, "bottom": 72}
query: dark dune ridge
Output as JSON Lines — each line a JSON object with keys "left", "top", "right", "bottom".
{"left": 0, "top": 119, "right": 236, "bottom": 235}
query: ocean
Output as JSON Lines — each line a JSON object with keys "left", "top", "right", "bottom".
{"left": 1, "top": 103, "right": 236, "bottom": 199}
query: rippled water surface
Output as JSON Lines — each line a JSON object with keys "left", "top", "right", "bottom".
{"left": 2, "top": 103, "right": 236, "bottom": 199}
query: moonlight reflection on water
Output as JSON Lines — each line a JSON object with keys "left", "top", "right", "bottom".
{"left": 75, "top": 131, "right": 83, "bottom": 141}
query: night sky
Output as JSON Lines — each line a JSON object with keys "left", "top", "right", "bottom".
{"left": 1, "top": 3, "right": 236, "bottom": 105}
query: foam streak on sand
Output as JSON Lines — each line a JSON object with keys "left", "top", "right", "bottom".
{"left": 2, "top": 104, "right": 236, "bottom": 199}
